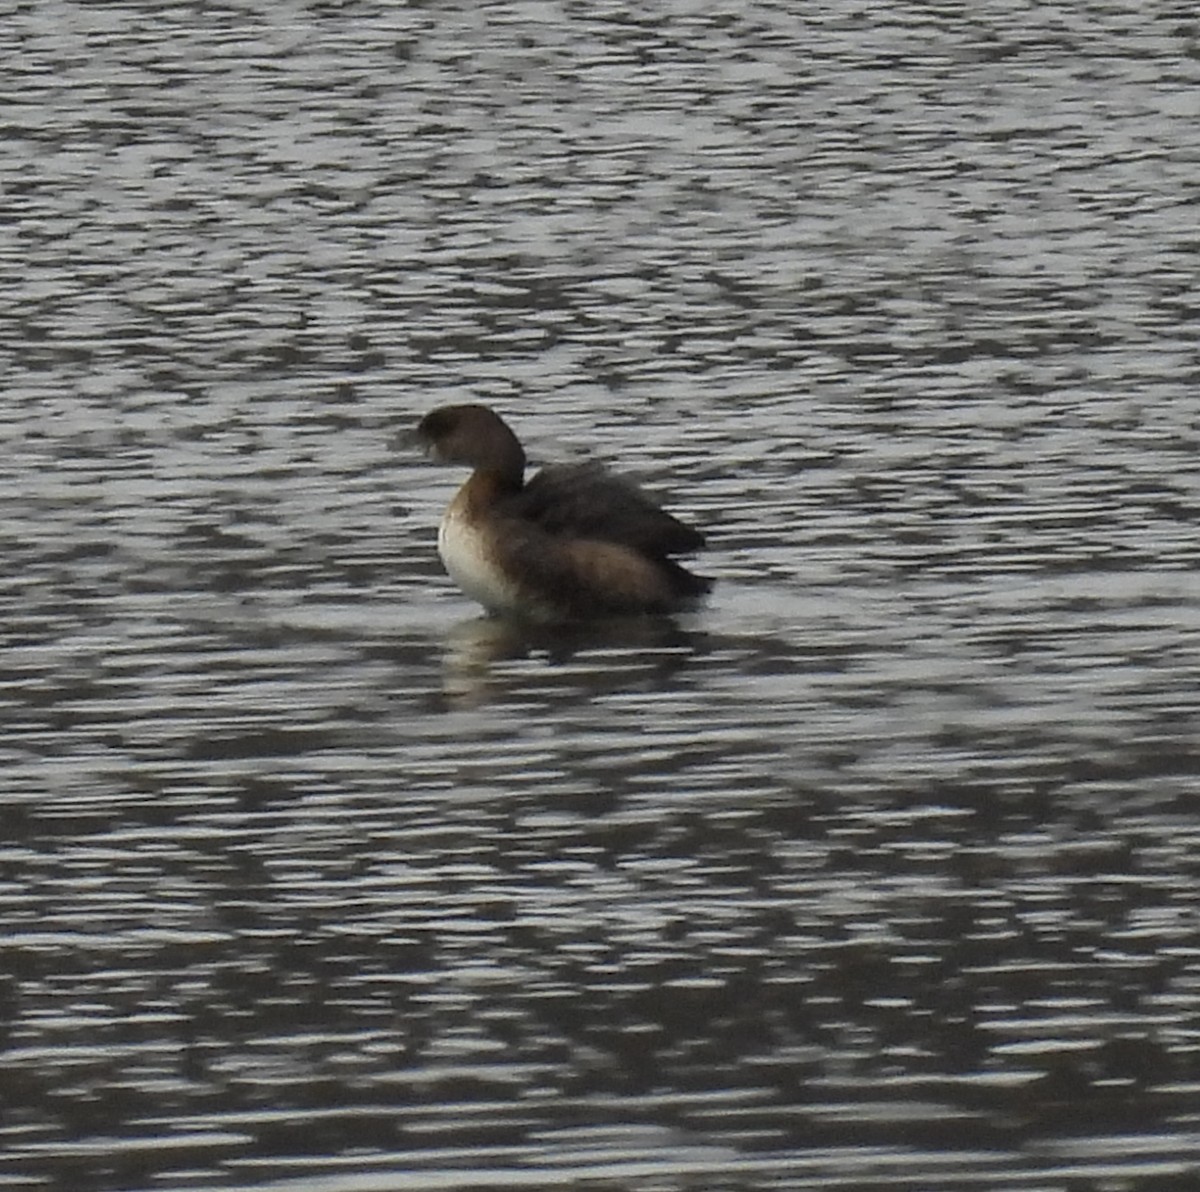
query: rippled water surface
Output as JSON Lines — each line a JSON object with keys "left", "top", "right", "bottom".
{"left": 3, "top": 2, "right": 1200, "bottom": 1190}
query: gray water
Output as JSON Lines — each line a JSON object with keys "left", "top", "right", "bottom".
{"left": 3, "top": 2, "right": 1200, "bottom": 1190}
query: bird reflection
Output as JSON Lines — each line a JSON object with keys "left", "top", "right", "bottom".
{"left": 439, "top": 613, "right": 702, "bottom": 709}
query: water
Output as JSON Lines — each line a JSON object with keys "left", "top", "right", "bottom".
{"left": 2, "top": 1, "right": 1200, "bottom": 1189}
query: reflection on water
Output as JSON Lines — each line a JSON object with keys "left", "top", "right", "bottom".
{"left": 3, "top": 0, "right": 1200, "bottom": 1190}
{"left": 438, "top": 615, "right": 704, "bottom": 708}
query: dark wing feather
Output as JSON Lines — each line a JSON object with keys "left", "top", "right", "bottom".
{"left": 503, "top": 462, "right": 705, "bottom": 558}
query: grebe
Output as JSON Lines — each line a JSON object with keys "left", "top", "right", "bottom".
{"left": 412, "top": 404, "right": 710, "bottom": 621}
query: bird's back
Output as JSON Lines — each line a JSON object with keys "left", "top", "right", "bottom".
{"left": 502, "top": 462, "right": 705, "bottom": 560}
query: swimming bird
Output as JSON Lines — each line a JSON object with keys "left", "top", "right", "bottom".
{"left": 411, "top": 404, "right": 710, "bottom": 622}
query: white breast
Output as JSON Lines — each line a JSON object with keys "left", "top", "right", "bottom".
{"left": 438, "top": 506, "right": 522, "bottom": 615}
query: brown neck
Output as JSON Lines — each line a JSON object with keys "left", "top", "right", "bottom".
{"left": 481, "top": 438, "right": 525, "bottom": 489}
{"left": 458, "top": 467, "right": 521, "bottom": 512}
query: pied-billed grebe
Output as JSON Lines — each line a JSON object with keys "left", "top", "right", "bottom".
{"left": 411, "top": 405, "right": 711, "bottom": 621}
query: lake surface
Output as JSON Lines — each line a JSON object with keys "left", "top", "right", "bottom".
{"left": 2, "top": 2, "right": 1200, "bottom": 1190}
